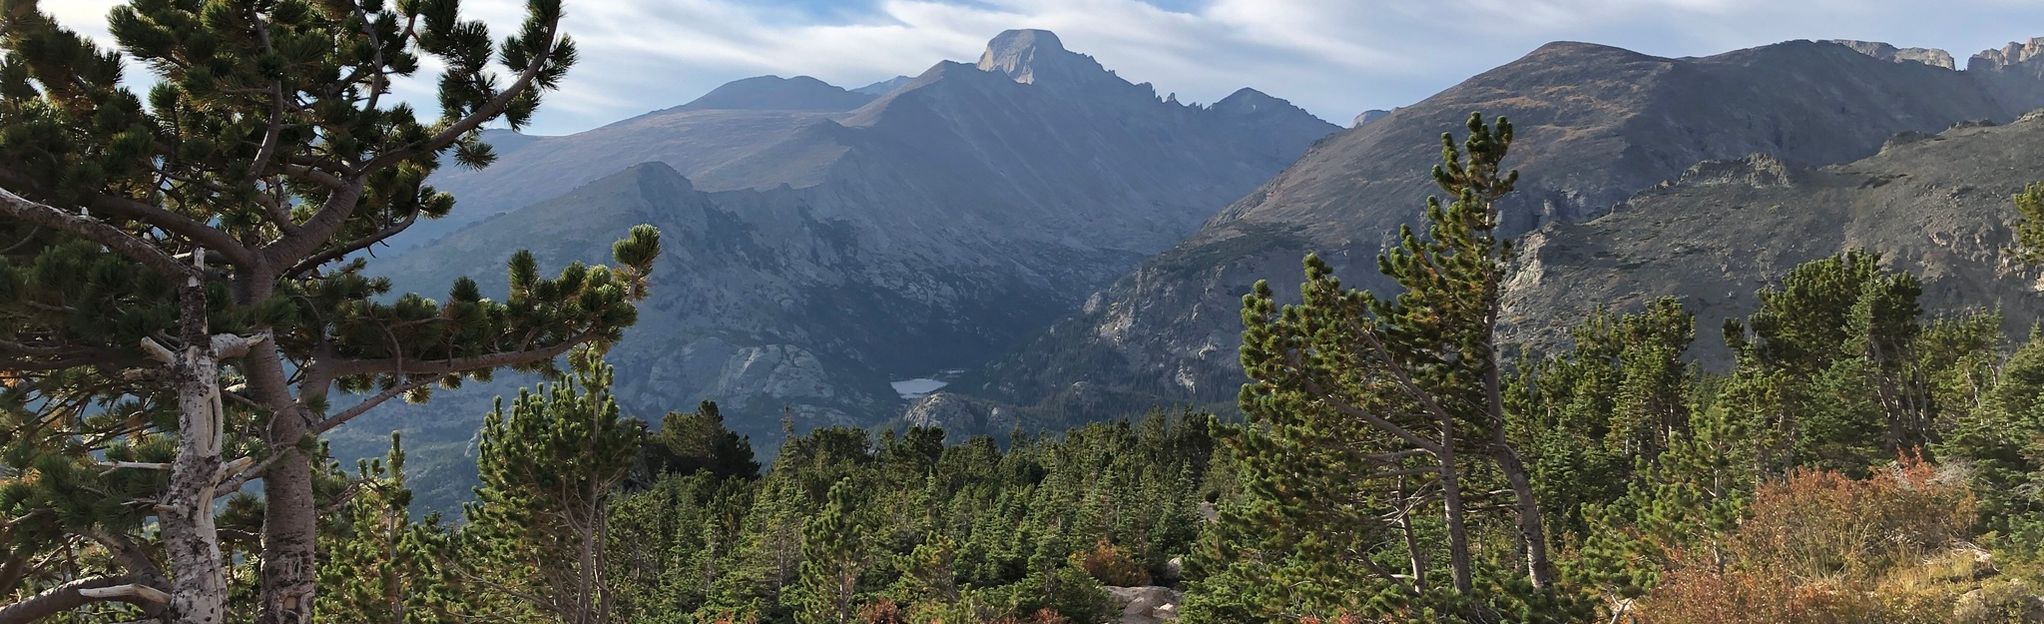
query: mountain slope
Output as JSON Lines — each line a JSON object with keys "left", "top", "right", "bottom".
{"left": 1506, "top": 113, "right": 2044, "bottom": 363}
{"left": 968, "top": 38, "right": 2044, "bottom": 420}
{"left": 375, "top": 30, "right": 1337, "bottom": 443}
{"left": 400, "top": 76, "right": 877, "bottom": 246}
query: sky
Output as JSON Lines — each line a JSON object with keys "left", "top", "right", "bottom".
{"left": 47, "top": 0, "right": 2044, "bottom": 136}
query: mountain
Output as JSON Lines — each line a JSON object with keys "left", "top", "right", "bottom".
{"left": 372, "top": 30, "right": 1337, "bottom": 448}
{"left": 402, "top": 91, "right": 854, "bottom": 246}
{"left": 1970, "top": 37, "right": 2044, "bottom": 119}
{"left": 963, "top": 37, "right": 2044, "bottom": 423}
{"left": 853, "top": 75, "right": 915, "bottom": 95}
{"left": 1351, "top": 109, "right": 1391, "bottom": 127}
{"left": 1505, "top": 112, "right": 2044, "bottom": 363}
{"left": 1829, "top": 39, "right": 1956, "bottom": 69}
{"left": 673, "top": 75, "right": 877, "bottom": 112}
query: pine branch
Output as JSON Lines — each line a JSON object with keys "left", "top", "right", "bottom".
{"left": 283, "top": 210, "right": 418, "bottom": 276}
{"left": 0, "top": 165, "right": 249, "bottom": 265}
{"left": 312, "top": 375, "right": 443, "bottom": 435}
{"left": 358, "top": 15, "right": 563, "bottom": 175}
{"left": 0, "top": 186, "right": 200, "bottom": 281}
{"left": 215, "top": 451, "right": 290, "bottom": 495}
{"left": 1295, "top": 371, "right": 1441, "bottom": 455}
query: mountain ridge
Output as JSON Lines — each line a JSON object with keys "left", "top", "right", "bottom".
{"left": 375, "top": 30, "right": 1338, "bottom": 446}
{"left": 960, "top": 36, "right": 2044, "bottom": 427}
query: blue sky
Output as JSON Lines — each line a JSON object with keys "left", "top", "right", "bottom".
{"left": 51, "top": 0, "right": 2044, "bottom": 135}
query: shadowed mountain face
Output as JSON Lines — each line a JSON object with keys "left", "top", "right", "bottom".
{"left": 371, "top": 30, "right": 1337, "bottom": 449}
{"left": 963, "top": 38, "right": 2044, "bottom": 426}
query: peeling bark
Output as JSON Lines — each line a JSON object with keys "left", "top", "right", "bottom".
{"left": 152, "top": 272, "right": 236, "bottom": 624}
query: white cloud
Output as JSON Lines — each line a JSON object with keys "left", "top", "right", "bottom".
{"left": 42, "top": 0, "right": 2044, "bottom": 134}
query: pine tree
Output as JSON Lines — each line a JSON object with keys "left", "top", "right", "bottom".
{"left": 1567, "top": 401, "right": 1757, "bottom": 620}
{"left": 708, "top": 475, "right": 806, "bottom": 620}
{"left": 893, "top": 534, "right": 961, "bottom": 607}
{"left": 648, "top": 401, "right": 760, "bottom": 480}
{"left": 0, "top": 395, "right": 174, "bottom": 622}
{"left": 791, "top": 477, "right": 865, "bottom": 624}
{"left": 1939, "top": 328, "right": 2044, "bottom": 561}
{"left": 0, "top": 0, "right": 655, "bottom": 621}
{"left": 1222, "top": 112, "right": 1565, "bottom": 620}
{"left": 2010, "top": 183, "right": 2044, "bottom": 265}
{"left": 1722, "top": 250, "right": 1932, "bottom": 472}
{"left": 1514, "top": 298, "right": 1696, "bottom": 541}
{"left": 463, "top": 348, "right": 643, "bottom": 624}
{"left": 316, "top": 434, "right": 462, "bottom": 623}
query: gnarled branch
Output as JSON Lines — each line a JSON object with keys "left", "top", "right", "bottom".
{"left": 0, "top": 576, "right": 166, "bottom": 624}
{"left": 0, "top": 186, "right": 198, "bottom": 281}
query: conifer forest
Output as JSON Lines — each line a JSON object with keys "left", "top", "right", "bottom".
{"left": 9, "top": 0, "right": 2044, "bottom": 622}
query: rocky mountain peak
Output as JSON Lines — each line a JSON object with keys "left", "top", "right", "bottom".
{"left": 1208, "top": 88, "right": 1299, "bottom": 116}
{"left": 1352, "top": 109, "right": 1392, "bottom": 127}
{"left": 1828, "top": 40, "right": 1956, "bottom": 69}
{"left": 1971, "top": 37, "right": 2044, "bottom": 70}
{"left": 977, "top": 29, "right": 1094, "bottom": 84}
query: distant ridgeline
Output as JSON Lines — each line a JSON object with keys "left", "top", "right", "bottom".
{"left": 360, "top": 33, "right": 2044, "bottom": 514}
{"left": 961, "top": 35, "right": 2044, "bottom": 431}
{"left": 360, "top": 30, "right": 1338, "bottom": 486}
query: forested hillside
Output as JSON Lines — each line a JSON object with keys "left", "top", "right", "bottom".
{"left": 8, "top": 0, "right": 2044, "bottom": 623}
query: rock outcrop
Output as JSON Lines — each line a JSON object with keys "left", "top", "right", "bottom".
{"left": 1107, "top": 586, "right": 1182, "bottom": 623}
{"left": 976, "top": 29, "right": 1083, "bottom": 84}
{"left": 1969, "top": 38, "right": 2044, "bottom": 116}
{"left": 1971, "top": 37, "right": 2044, "bottom": 69}
{"left": 1503, "top": 107, "right": 2044, "bottom": 364}
{"left": 1830, "top": 39, "right": 1957, "bottom": 69}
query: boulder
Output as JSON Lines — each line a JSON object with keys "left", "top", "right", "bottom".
{"left": 1106, "top": 585, "right": 1183, "bottom": 623}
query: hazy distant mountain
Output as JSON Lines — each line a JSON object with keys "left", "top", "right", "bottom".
{"left": 1505, "top": 111, "right": 2044, "bottom": 363}
{"left": 373, "top": 30, "right": 1336, "bottom": 449}
{"left": 853, "top": 75, "right": 915, "bottom": 95}
{"left": 673, "top": 75, "right": 877, "bottom": 112}
{"left": 1351, "top": 109, "right": 1391, "bottom": 127}
{"left": 964, "top": 37, "right": 2044, "bottom": 424}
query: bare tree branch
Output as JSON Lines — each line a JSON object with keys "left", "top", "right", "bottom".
{"left": 324, "top": 330, "right": 597, "bottom": 379}
{"left": 0, "top": 576, "right": 165, "bottom": 624}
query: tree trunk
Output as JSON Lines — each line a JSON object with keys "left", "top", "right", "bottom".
{"left": 158, "top": 282, "right": 229, "bottom": 624}
{"left": 1436, "top": 419, "right": 1474, "bottom": 595}
{"left": 248, "top": 339, "right": 318, "bottom": 624}
{"left": 1492, "top": 440, "right": 1557, "bottom": 588}
{"left": 227, "top": 263, "right": 320, "bottom": 624}
{"left": 577, "top": 490, "right": 600, "bottom": 624}
{"left": 1481, "top": 285, "right": 1556, "bottom": 588}
{"left": 1395, "top": 475, "right": 1427, "bottom": 594}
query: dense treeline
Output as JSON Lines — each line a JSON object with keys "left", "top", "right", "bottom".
{"left": 10, "top": 0, "right": 2044, "bottom": 622}
{"left": 604, "top": 408, "right": 1217, "bottom": 624}
{"left": 1176, "top": 117, "right": 2044, "bottom": 622}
